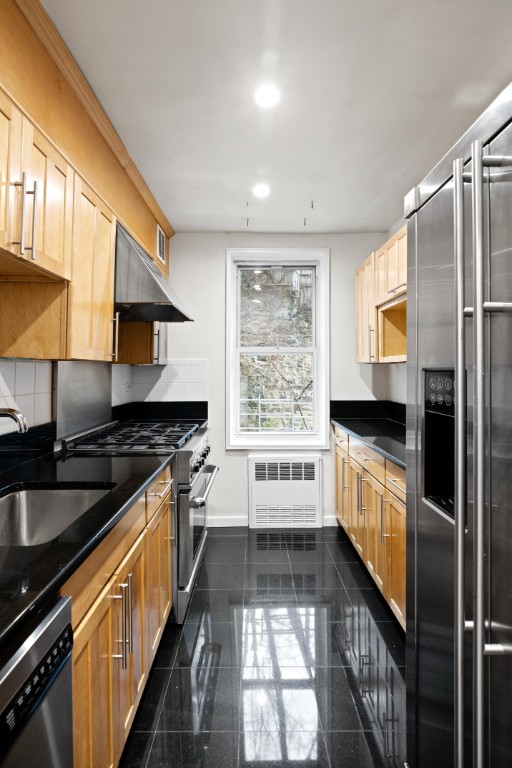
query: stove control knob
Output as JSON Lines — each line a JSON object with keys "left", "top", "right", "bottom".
{"left": 193, "top": 461, "right": 201, "bottom": 472}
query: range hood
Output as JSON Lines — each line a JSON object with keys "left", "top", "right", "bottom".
{"left": 114, "top": 224, "right": 193, "bottom": 322}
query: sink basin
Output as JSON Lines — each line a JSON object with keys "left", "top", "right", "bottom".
{"left": 0, "top": 484, "right": 115, "bottom": 546}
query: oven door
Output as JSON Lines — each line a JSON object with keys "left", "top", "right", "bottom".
{"left": 178, "top": 464, "right": 219, "bottom": 589}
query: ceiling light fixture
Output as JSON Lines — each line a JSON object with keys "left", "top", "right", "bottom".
{"left": 252, "top": 183, "right": 270, "bottom": 199}
{"left": 254, "top": 83, "right": 281, "bottom": 109}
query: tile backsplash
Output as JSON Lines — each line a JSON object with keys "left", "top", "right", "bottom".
{"left": 0, "top": 361, "right": 52, "bottom": 435}
{"left": 112, "top": 359, "right": 208, "bottom": 406}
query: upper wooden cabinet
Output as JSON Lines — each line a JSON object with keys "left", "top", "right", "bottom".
{"left": 374, "top": 225, "right": 407, "bottom": 305}
{"left": 355, "top": 225, "right": 407, "bottom": 364}
{"left": 67, "top": 176, "right": 116, "bottom": 361}
{"left": 0, "top": 88, "right": 73, "bottom": 280}
{"left": 355, "top": 253, "right": 376, "bottom": 363}
{"left": 20, "top": 119, "right": 73, "bottom": 279}
{"left": 0, "top": 89, "right": 22, "bottom": 257}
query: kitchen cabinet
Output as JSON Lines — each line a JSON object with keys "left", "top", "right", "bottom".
{"left": 116, "top": 320, "right": 170, "bottom": 365}
{"left": 355, "top": 225, "right": 407, "bottom": 364}
{"left": 374, "top": 225, "right": 407, "bottom": 306}
{"left": 20, "top": 119, "right": 73, "bottom": 279}
{"left": 355, "top": 252, "right": 377, "bottom": 363}
{"left": 67, "top": 175, "right": 116, "bottom": 361}
{"left": 333, "top": 424, "right": 406, "bottom": 629}
{"left": 0, "top": 89, "right": 22, "bottom": 259}
{"left": 146, "top": 494, "right": 172, "bottom": 662}
{"left": 72, "top": 577, "right": 116, "bottom": 768}
{"left": 61, "top": 463, "right": 173, "bottom": 767}
{"left": 113, "top": 533, "right": 148, "bottom": 756}
{"left": 386, "top": 492, "right": 406, "bottom": 627}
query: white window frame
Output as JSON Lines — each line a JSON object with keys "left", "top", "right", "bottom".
{"left": 226, "top": 248, "right": 330, "bottom": 450}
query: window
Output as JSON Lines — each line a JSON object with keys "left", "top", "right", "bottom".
{"left": 226, "top": 248, "right": 329, "bottom": 449}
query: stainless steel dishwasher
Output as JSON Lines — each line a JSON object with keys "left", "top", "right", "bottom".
{"left": 0, "top": 597, "right": 73, "bottom": 767}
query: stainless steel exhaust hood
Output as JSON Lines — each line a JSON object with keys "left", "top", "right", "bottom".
{"left": 115, "top": 224, "right": 193, "bottom": 322}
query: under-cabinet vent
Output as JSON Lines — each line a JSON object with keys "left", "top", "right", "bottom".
{"left": 248, "top": 455, "right": 321, "bottom": 528}
{"left": 156, "top": 224, "right": 166, "bottom": 265}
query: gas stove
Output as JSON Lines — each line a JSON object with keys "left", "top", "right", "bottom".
{"left": 65, "top": 420, "right": 201, "bottom": 453}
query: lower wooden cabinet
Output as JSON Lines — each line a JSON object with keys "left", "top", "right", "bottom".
{"left": 72, "top": 577, "right": 116, "bottom": 768}
{"left": 146, "top": 495, "right": 172, "bottom": 663}
{"left": 333, "top": 426, "right": 406, "bottom": 630}
{"left": 64, "top": 464, "right": 173, "bottom": 768}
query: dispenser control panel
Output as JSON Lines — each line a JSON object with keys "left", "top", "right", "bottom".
{"left": 425, "top": 370, "right": 455, "bottom": 415}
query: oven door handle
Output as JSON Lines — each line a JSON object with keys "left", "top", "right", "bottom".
{"left": 189, "top": 464, "right": 219, "bottom": 508}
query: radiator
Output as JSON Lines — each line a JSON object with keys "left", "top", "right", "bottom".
{"left": 248, "top": 455, "right": 322, "bottom": 527}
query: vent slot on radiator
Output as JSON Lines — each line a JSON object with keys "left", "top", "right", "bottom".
{"left": 249, "top": 456, "right": 321, "bottom": 528}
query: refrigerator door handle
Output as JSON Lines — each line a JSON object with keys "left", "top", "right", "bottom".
{"left": 453, "top": 156, "right": 467, "bottom": 768}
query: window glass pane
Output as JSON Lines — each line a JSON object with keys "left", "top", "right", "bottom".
{"left": 240, "top": 267, "right": 314, "bottom": 347}
{"left": 240, "top": 354, "right": 314, "bottom": 432}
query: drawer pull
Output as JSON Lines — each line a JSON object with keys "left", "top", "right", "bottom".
{"left": 150, "top": 478, "right": 174, "bottom": 499}
{"left": 386, "top": 476, "right": 405, "bottom": 493}
{"left": 354, "top": 451, "right": 369, "bottom": 462}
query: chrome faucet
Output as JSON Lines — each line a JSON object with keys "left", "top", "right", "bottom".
{"left": 0, "top": 408, "right": 28, "bottom": 433}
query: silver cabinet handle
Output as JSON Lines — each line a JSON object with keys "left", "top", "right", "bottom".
{"left": 150, "top": 478, "right": 173, "bottom": 499}
{"left": 453, "top": 155, "right": 467, "bottom": 768}
{"left": 111, "top": 311, "right": 120, "bottom": 361}
{"left": 386, "top": 476, "right": 405, "bottom": 494}
{"left": 353, "top": 451, "right": 369, "bottom": 462}
{"left": 190, "top": 464, "right": 219, "bottom": 508}
{"left": 25, "top": 180, "right": 37, "bottom": 260}
{"left": 368, "top": 326, "right": 375, "bottom": 361}
{"left": 127, "top": 572, "right": 133, "bottom": 655}
{"left": 379, "top": 492, "right": 384, "bottom": 544}
{"left": 153, "top": 326, "right": 160, "bottom": 364}
{"left": 12, "top": 172, "right": 27, "bottom": 254}
{"left": 356, "top": 471, "right": 360, "bottom": 515}
{"left": 387, "top": 281, "right": 407, "bottom": 294}
{"left": 359, "top": 475, "right": 367, "bottom": 513}
{"left": 112, "top": 582, "right": 128, "bottom": 669}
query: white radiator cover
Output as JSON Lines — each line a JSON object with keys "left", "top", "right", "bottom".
{"left": 248, "top": 455, "right": 322, "bottom": 527}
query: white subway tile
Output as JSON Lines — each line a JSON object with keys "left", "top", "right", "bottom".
{"left": 35, "top": 362, "right": 52, "bottom": 393}
{"left": 15, "top": 362, "right": 35, "bottom": 395}
{"left": 0, "top": 361, "right": 15, "bottom": 398}
{"left": 133, "top": 383, "right": 150, "bottom": 401}
{"left": 14, "top": 394, "right": 35, "bottom": 428}
{"left": 162, "top": 363, "right": 186, "bottom": 384}
{"left": 185, "top": 361, "right": 208, "bottom": 383}
{"left": 34, "top": 393, "right": 52, "bottom": 425}
{"left": 184, "top": 383, "right": 208, "bottom": 401}
{"left": 162, "top": 382, "right": 185, "bottom": 401}
{"left": 0, "top": 420, "right": 16, "bottom": 436}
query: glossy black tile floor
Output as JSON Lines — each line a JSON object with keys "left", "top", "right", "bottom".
{"left": 119, "top": 527, "right": 406, "bottom": 768}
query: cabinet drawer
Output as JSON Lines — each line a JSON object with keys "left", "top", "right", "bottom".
{"left": 349, "top": 437, "right": 385, "bottom": 485}
{"left": 385, "top": 461, "right": 406, "bottom": 503}
{"left": 333, "top": 424, "right": 349, "bottom": 453}
{"left": 146, "top": 464, "right": 173, "bottom": 524}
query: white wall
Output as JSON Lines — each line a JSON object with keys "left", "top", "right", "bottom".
{"left": 164, "top": 232, "right": 389, "bottom": 526}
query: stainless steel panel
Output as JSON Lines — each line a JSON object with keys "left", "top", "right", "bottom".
{"left": 54, "top": 361, "right": 112, "bottom": 439}
{"left": 486, "top": 121, "right": 512, "bottom": 768}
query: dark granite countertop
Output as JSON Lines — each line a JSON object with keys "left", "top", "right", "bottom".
{"left": 331, "top": 417, "right": 406, "bottom": 468}
{"left": 0, "top": 450, "right": 173, "bottom": 652}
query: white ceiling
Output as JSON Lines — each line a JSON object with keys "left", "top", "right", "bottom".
{"left": 41, "top": 0, "right": 512, "bottom": 234}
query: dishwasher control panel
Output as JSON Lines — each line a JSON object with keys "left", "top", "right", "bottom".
{"left": 0, "top": 623, "right": 72, "bottom": 744}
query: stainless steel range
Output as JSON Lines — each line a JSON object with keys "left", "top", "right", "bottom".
{"left": 62, "top": 418, "right": 218, "bottom": 624}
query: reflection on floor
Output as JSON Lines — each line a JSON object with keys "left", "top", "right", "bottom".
{"left": 119, "top": 527, "right": 406, "bottom": 768}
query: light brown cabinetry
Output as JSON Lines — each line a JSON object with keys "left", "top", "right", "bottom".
{"left": 67, "top": 175, "right": 116, "bottom": 360}
{"left": 355, "top": 225, "right": 407, "bottom": 364}
{"left": 61, "top": 463, "right": 173, "bottom": 768}
{"left": 355, "top": 253, "right": 377, "bottom": 363}
{"left": 117, "top": 322, "right": 154, "bottom": 365}
{"left": 332, "top": 424, "right": 406, "bottom": 629}
{"left": 0, "top": 89, "right": 22, "bottom": 259}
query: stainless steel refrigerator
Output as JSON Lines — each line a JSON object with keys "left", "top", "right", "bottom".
{"left": 406, "top": 82, "right": 512, "bottom": 768}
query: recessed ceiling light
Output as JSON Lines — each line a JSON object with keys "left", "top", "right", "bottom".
{"left": 252, "top": 183, "right": 270, "bottom": 198}
{"left": 254, "top": 83, "right": 281, "bottom": 109}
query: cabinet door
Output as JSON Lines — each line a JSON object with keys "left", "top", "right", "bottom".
{"left": 0, "top": 90, "right": 22, "bottom": 255}
{"left": 68, "top": 175, "right": 115, "bottom": 360}
{"left": 335, "top": 445, "right": 350, "bottom": 532}
{"left": 375, "top": 247, "right": 388, "bottom": 305}
{"left": 371, "top": 477, "right": 389, "bottom": 597}
{"left": 355, "top": 253, "right": 376, "bottom": 363}
{"left": 349, "top": 459, "right": 366, "bottom": 560}
{"left": 113, "top": 532, "right": 148, "bottom": 759}
{"left": 387, "top": 494, "right": 406, "bottom": 628}
{"left": 72, "top": 577, "right": 116, "bottom": 768}
{"left": 20, "top": 119, "right": 73, "bottom": 278}
{"left": 147, "top": 494, "right": 172, "bottom": 663}
{"left": 397, "top": 230, "right": 407, "bottom": 289}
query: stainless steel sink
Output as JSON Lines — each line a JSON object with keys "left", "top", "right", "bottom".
{"left": 0, "top": 485, "right": 114, "bottom": 546}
